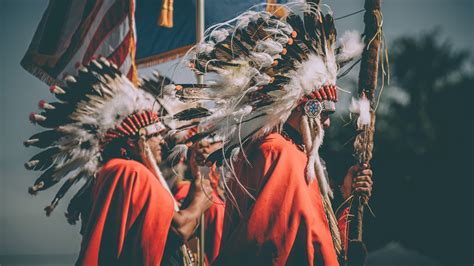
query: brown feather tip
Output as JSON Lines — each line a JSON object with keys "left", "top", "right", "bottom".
{"left": 44, "top": 198, "right": 59, "bottom": 216}
{"left": 28, "top": 181, "right": 44, "bottom": 195}
{"left": 49, "top": 85, "right": 65, "bottom": 94}
{"left": 91, "top": 59, "right": 103, "bottom": 70}
{"left": 65, "top": 212, "right": 78, "bottom": 225}
{"left": 29, "top": 113, "right": 46, "bottom": 123}
{"left": 24, "top": 160, "right": 39, "bottom": 170}
{"left": 78, "top": 65, "right": 88, "bottom": 73}
{"left": 98, "top": 57, "right": 111, "bottom": 67}
{"left": 44, "top": 205, "right": 55, "bottom": 216}
{"left": 64, "top": 75, "right": 77, "bottom": 84}
{"left": 38, "top": 100, "right": 55, "bottom": 110}
{"left": 152, "top": 71, "right": 162, "bottom": 78}
{"left": 23, "top": 139, "right": 39, "bottom": 147}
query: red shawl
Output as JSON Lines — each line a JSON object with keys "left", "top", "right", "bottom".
{"left": 216, "top": 133, "right": 343, "bottom": 266}
{"left": 174, "top": 176, "right": 225, "bottom": 265}
{"left": 76, "top": 158, "right": 175, "bottom": 265}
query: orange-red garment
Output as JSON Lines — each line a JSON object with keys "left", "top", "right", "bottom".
{"left": 337, "top": 207, "right": 350, "bottom": 254}
{"left": 173, "top": 179, "right": 225, "bottom": 265}
{"left": 76, "top": 158, "right": 175, "bottom": 266}
{"left": 216, "top": 133, "right": 341, "bottom": 266}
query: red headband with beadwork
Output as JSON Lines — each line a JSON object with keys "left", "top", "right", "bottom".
{"left": 101, "top": 110, "right": 165, "bottom": 146}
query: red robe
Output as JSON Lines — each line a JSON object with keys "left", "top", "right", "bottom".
{"left": 76, "top": 158, "right": 175, "bottom": 265}
{"left": 216, "top": 133, "right": 346, "bottom": 266}
{"left": 173, "top": 175, "right": 225, "bottom": 265}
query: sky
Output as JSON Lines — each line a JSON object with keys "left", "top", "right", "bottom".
{"left": 0, "top": 0, "right": 472, "bottom": 264}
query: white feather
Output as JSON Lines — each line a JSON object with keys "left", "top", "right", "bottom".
{"left": 55, "top": 68, "right": 160, "bottom": 179}
{"left": 250, "top": 52, "right": 274, "bottom": 68}
{"left": 235, "top": 11, "right": 258, "bottom": 28}
{"left": 294, "top": 53, "right": 334, "bottom": 95}
{"left": 255, "top": 39, "right": 284, "bottom": 55}
{"left": 254, "top": 73, "right": 273, "bottom": 86}
{"left": 305, "top": 118, "right": 333, "bottom": 198}
{"left": 210, "top": 29, "right": 229, "bottom": 43}
{"left": 163, "top": 84, "right": 177, "bottom": 96}
{"left": 196, "top": 42, "right": 215, "bottom": 55}
{"left": 168, "top": 144, "right": 189, "bottom": 164}
{"left": 349, "top": 97, "right": 371, "bottom": 127}
{"left": 336, "top": 31, "right": 364, "bottom": 63}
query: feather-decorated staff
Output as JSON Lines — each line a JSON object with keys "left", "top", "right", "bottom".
{"left": 347, "top": 0, "right": 386, "bottom": 265}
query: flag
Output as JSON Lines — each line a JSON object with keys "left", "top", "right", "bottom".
{"left": 21, "top": 0, "right": 138, "bottom": 85}
{"left": 21, "top": 0, "right": 286, "bottom": 85}
{"left": 135, "top": 0, "right": 286, "bottom": 68}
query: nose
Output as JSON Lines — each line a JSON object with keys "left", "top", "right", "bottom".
{"left": 322, "top": 116, "right": 331, "bottom": 129}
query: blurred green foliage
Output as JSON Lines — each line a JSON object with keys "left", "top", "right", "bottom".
{"left": 323, "top": 30, "right": 473, "bottom": 265}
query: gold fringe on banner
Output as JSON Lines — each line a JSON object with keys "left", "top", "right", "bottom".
{"left": 266, "top": 0, "right": 287, "bottom": 18}
{"left": 158, "top": 0, "right": 174, "bottom": 28}
{"left": 129, "top": 13, "right": 139, "bottom": 85}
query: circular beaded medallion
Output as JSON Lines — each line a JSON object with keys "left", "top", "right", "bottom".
{"left": 304, "top": 99, "right": 322, "bottom": 118}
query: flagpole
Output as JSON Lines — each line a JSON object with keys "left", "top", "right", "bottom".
{"left": 196, "top": 0, "right": 206, "bottom": 265}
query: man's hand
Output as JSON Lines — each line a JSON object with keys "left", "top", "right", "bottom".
{"left": 191, "top": 175, "right": 214, "bottom": 211}
{"left": 341, "top": 164, "right": 373, "bottom": 201}
{"left": 189, "top": 146, "right": 202, "bottom": 180}
{"left": 172, "top": 176, "right": 213, "bottom": 241}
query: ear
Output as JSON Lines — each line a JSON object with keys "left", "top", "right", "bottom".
{"left": 125, "top": 137, "right": 139, "bottom": 153}
{"left": 290, "top": 104, "right": 304, "bottom": 116}
{"left": 125, "top": 137, "right": 135, "bottom": 148}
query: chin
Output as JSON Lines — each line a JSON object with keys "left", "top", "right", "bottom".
{"left": 154, "top": 155, "right": 162, "bottom": 164}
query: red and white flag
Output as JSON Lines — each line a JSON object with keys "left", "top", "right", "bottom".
{"left": 21, "top": 0, "right": 138, "bottom": 85}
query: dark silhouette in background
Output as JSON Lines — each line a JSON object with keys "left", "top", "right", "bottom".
{"left": 323, "top": 30, "right": 473, "bottom": 266}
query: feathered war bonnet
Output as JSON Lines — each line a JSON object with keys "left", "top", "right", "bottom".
{"left": 24, "top": 58, "right": 175, "bottom": 222}
{"left": 168, "top": 3, "right": 364, "bottom": 195}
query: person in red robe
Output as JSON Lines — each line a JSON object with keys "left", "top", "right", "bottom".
{"left": 215, "top": 109, "right": 373, "bottom": 266}
{"left": 174, "top": 178, "right": 225, "bottom": 265}
{"left": 157, "top": 3, "right": 372, "bottom": 265}
{"left": 23, "top": 59, "right": 214, "bottom": 266}
{"left": 173, "top": 138, "right": 226, "bottom": 265}
{"left": 76, "top": 136, "right": 214, "bottom": 265}
{"left": 76, "top": 118, "right": 214, "bottom": 266}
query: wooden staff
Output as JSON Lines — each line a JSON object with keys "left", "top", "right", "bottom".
{"left": 348, "top": 0, "right": 383, "bottom": 265}
{"left": 196, "top": 0, "right": 206, "bottom": 265}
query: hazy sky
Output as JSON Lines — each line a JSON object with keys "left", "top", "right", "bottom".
{"left": 0, "top": 0, "right": 472, "bottom": 262}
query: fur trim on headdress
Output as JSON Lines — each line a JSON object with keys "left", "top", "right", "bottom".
{"left": 303, "top": 116, "right": 333, "bottom": 198}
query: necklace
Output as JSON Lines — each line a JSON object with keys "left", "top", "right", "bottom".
{"left": 281, "top": 123, "right": 305, "bottom": 152}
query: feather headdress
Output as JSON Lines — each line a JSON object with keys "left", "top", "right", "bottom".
{"left": 168, "top": 3, "right": 363, "bottom": 258}
{"left": 24, "top": 58, "right": 173, "bottom": 221}
{"left": 170, "top": 3, "right": 363, "bottom": 171}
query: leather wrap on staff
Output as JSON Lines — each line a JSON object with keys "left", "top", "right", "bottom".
{"left": 348, "top": 0, "right": 382, "bottom": 265}
{"left": 358, "top": 0, "right": 381, "bottom": 102}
